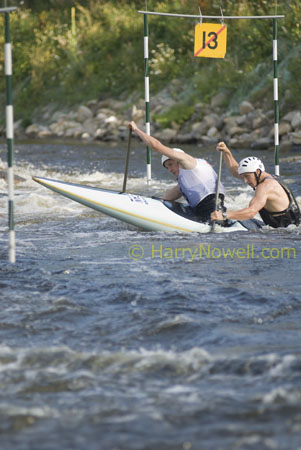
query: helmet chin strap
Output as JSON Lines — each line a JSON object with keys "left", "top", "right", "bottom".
{"left": 254, "top": 169, "right": 262, "bottom": 188}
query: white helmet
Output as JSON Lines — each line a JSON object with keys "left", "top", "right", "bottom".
{"left": 161, "top": 148, "right": 184, "bottom": 167}
{"left": 238, "top": 156, "right": 265, "bottom": 175}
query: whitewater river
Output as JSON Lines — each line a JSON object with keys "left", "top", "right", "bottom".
{"left": 0, "top": 139, "right": 301, "bottom": 450}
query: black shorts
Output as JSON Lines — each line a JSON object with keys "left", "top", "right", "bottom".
{"left": 193, "top": 194, "right": 226, "bottom": 222}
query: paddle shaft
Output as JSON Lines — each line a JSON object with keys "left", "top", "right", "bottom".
{"left": 211, "top": 151, "right": 223, "bottom": 231}
{"left": 122, "top": 127, "right": 132, "bottom": 193}
{"left": 215, "top": 151, "right": 223, "bottom": 209}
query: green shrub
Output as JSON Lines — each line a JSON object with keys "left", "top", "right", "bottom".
{"left": 153, "top": 103, "right": 195, "bottom": 128}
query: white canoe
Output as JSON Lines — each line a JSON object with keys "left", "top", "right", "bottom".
{"left": 32, "top": 176, "right": 261, "bottom": 233}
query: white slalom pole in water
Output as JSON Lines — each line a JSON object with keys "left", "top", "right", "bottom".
{"left": 3, "top": 8, "right": 17, "bottom": 263}
{"left": 273, "top": 19, "right": 280, "bottom": 176}
{"left": 144, "top": 12, "right": 151, "bottom": 184}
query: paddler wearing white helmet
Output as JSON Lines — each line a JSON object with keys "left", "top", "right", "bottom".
{"left": 128, "top": 121, "right": 227, "bottom": 223}
{"left": 210, "top": 142, "right": 300, "bottom": 228}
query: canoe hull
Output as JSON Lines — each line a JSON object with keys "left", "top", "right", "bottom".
{"left": 32, "top": 177, "right": 255, "bottom": 233}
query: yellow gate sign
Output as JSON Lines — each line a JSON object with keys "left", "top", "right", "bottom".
{"left": 194, "top": 23, "right": 227, "bottom": 58}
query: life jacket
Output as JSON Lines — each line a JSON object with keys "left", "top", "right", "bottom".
{"left": 258, "top": 177, "right": 300, "bottom": 228}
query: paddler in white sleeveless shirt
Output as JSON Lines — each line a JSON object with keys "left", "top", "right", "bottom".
{"left": 128, "top": 121, "right": 226, "bottom": 223}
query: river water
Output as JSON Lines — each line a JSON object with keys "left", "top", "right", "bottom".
{"left": 0, "top": 140, "right": 301, "bottom": 450}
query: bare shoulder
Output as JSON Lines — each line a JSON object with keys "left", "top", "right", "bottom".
{"left": 257, "top": 175, "right": 286, "bottom": 199}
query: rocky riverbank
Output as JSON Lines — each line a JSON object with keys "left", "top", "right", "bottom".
{"left": 13, "top": 89, "right": 301, "bottom": 151}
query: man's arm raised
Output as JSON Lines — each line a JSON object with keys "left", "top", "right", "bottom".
{"left": 129, "top": 121, "right": 195, "bottom": 170}
{"left": 217, "top": 142, "right": 242, "bottom": 179}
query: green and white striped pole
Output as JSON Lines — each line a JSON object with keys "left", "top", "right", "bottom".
{"left": 144, "top": 13, "right": 151, "bottom": 184}
{"left": 273, "top": 18, "right": 280, "bottom": 176}
{"left": 4, "top": 10, "right": 15, "bottom": 263}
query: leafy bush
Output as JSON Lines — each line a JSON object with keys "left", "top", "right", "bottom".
{"left": 153, "top": 104, "right": 195, "bottom": 128}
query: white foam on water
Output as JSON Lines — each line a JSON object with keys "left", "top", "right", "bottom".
{"left": 154, "top": 314, "right": 196, "bottom": 332}
{"left": 0, "top": 344, "right": 212, "bottom": 375}
{"left": 269, "top": 354, "right": 296, "bottom": 377}
{"left": 235, "top": 435, "right": 278, "bottom": 450}
{"left": 0, "top": 403, "right": 59, "bottom": 419}
{"left": 134, "top": 346, "right": 212, "bottom": 373}
{"left": 262, "top": 386, "right": 300, "bottom": 405}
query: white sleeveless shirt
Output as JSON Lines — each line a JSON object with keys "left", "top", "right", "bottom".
{"left": 178, "top": 158, "right": 225, "bottom": 207}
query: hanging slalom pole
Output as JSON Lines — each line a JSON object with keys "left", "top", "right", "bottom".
{"left": 4, "top": 8, "right": 17, "bottom": 263}
{"left": 273, "top": 18, "right": 280, "bottom": 176}
{"left": 144, "top": 12, "right": 151, "bottom": 184}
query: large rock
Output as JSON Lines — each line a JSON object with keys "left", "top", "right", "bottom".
{"left": 102, "top": 130, "right": 120, "bottom": 142}
{"left": 175, "top": 133, "right": 197, "bottom": 144}
{"left": 291, "top": 111, "right": 301, "bottom": 130}
{"left": 191, "top": 121, "right": 208, "bottom": 137}
{"left": 48, "top": 120, "right": 65, "bottom": 137}
{"left": 191, "top": 114, "right": 219, "bottom": 139}
{"left": 223, "top": 116, "right": 240, "bottom": 132}
{"left": 77, "top": 105, "right": 93, "bottom": 123}
{"left": 37, "top": 126, "right": 52, "bottom": 138}
{"left": 280, "top": 137, "right": 293, "bottom": 151}
{"left": 118, "top": 125, "right": 129, "bottom": 140}
{"left": 207, "top": 126, "right": 218, "bottom": 138}
{"left": 282, "top": 110, "right": 298, "bottom": 123}
{"left": 229, "top": 132, "right": 257, "bottom": 149}
{"left": 251, "top": 137, "right": 272, "bottom": 150}
{"left": 228, "top": 138, "right": 241, "bottom": 149}
{"left": 210, "top": 92, "right": 227, "bottom": 108}
{"left": 236, "top": 115, "right": 247, "bottom": 126}
{"left": 240, "top": 135, "right": 256, "bottom": 148}
{"left": 14, "top": 119, "right": 24, "bottom": 137}
{"left": 279, "top": 122, "right": 292, "bottom": 136}
{"left": 99, "top": 99, "right": 125, "bottom": 111}
{"left": 83, "top": 118, "right": 99, "bottom": 137}
{"left": 252, "top": 114, "right": 269, "bottom": 129}
{"left": 131, "top": 105, "right": 145, "bottom": 122}
{"left": 240, "top": 101, "right": 254, "bottom": 115}
{"left": 199, "top": 136, "right": 219, "bottom": 147}
{"left": 282, "top": 111, "right": 294, "bottom": 122}
{"left": 229, "top": 126, "right": 249, "bottom": 137}
{"left": 270, "top": 122, "right": 292, "bottom": 137}
{"left": 51, "top": 111, "right": 67, "bottom": 122}
{"left": 203, "top": 113, "right": 219, "bottom": 129}
{"left": 64, "top": 121, "right": 84, "bottom": 138}
{"left": 96, "top": 107, "right": 115, "bottom": 117}
{"left": 229, "top": 132, "right": 259, "bottom": 149}
{"left": 291, "top": 131, "right": 301, "bottom": 145}
{"left": 25, "top": 124, "right": 41, "bottom": 136}
{"left": 94, "top": 128, "right": 106, "bottom": 140}
{"left": 105, "top": 115, "right": 120, "bottom": 127}
{"left": 156, "top": 128, "right": 177, "bottom": 142}
{"left": 96, "top": 111, "right": 108, "bottom": 124}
